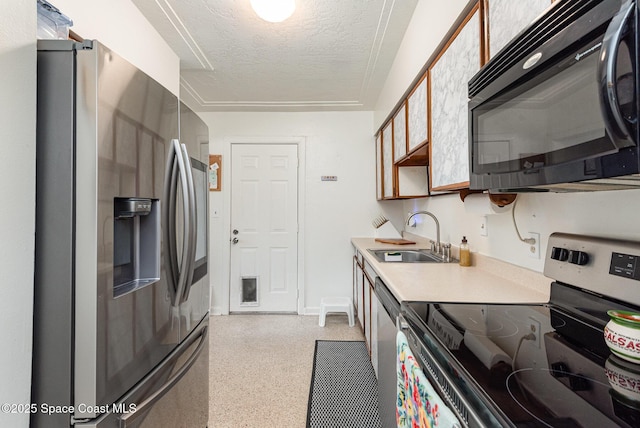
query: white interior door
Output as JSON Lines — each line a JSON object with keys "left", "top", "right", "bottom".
{"left": 229, "top": 144, "right": 298, "bottom": 312}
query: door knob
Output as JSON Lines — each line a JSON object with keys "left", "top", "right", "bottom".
{"left": 232, "top": 238, "right": 239, "bottom": 244}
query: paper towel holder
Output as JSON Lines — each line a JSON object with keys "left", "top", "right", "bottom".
{"left": 459, "top": 190, "right": 516, "bottom": 207}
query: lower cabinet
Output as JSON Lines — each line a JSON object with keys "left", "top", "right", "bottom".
{"left": 363, "top": 260, "right": 376, "bottom": 353}
{"left": 364, "top": 271, "right": 371, "bottom": 349}
{"left": 352, "top": 248, "right": 378, "bottom": 358}
{"left": 353, "top": 252, "right": 365, "bottom": 329}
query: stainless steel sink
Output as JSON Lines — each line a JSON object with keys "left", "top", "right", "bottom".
{"left": 368, "top": 249, "right": 444, "bottom": 263}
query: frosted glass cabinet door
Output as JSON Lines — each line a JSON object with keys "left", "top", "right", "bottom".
{"left": 393, "top": 103, "right": 407, "bottom": 161}
{"left": 488, "top": 0, "right": 552, "bottom": 57}
{"left": 382, "top": 122, "right": 394, "bottom": 198}
{"left": 430, "top": 7, "right": 481, "bottom": 191}
{"left": 407, "top": 75, "right": 428, "bottom": 152}
{"left": 376, "top": 133, "right": 383, "bottom": 200}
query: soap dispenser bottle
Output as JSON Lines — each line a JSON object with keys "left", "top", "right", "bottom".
{"left": 459, "top": 236, "right": 471, "bottom": 267}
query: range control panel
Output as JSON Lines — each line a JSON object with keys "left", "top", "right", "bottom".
{"left": 610, "top": 252, "right": 640, "bottom": 281}
{"left": 544, "top": 233, "right": 640, "bottom": 307}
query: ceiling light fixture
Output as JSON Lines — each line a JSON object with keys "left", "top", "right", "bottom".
{"left": 250, "top": 0, "right": 296, "bottom": 23}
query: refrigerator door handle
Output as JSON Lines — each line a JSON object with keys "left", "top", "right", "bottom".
{"left": 163, "top": 139, "right": 194, "bottom": 307}
{"left": 118, "top": 324, "right": 208, "bottom": 428}
{"left": 162, "top": 141, "right": 180, "bottom": 304}
{"left": 179, "top": 143, "right": 197, "bottom": 304}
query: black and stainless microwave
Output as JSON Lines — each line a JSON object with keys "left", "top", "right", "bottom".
{"left": 469, "top": 0, "right": 640, "bottom": 192}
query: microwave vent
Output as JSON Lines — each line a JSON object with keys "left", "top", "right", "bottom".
{"left": 469, "top": 0, "right": 599, "bottom": 97}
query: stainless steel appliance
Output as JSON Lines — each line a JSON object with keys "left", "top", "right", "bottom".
{"left": 401, "top": 233, "right": 640, "bottom": 427}
{"left": 469, "top": 0, "right": 640, "bottom": 192}
{"left": 32, "top": 39, "right": 210, "bottom": 427}
{"left": 374, "top": 277, "right": 401, "bottom": 428}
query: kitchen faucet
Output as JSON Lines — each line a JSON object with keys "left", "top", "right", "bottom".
{"left": 407, "top": 211, "right": 442, "bottom": 255}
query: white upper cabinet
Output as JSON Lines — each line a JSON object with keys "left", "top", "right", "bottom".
{"left": 375, "top": 133, "right": 383, "bottom": 200}
{"left": 407, "top": 74, "right": 428, "bottom": 153}
{"left": 393, "top": 102, "right": 408, "bottom": 161}
{"left": 487, "top": 0, "right": 553, "bottom": 58}
{"left": 382, "top": 122, "right": 394, "bottom": 199}
{"left": 429, "top": 5, "right": 482, "bottom": 191}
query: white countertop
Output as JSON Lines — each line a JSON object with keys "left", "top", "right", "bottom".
{"left": 352, "top": 237, "right": 551, "bottom": 303}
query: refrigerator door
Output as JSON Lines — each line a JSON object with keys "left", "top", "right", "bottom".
{"left": 76, "top": 318, "right": 209, "bottom": 428}
{"left": 178, "top": 103, "right": 211, "bottom": 340}
{"left": 72, "top": 41, "right": 183, "bottom": 419}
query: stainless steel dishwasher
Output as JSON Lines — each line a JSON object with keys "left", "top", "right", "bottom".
{"left": 374, "top": 277, "right": 400, "bottom": 428}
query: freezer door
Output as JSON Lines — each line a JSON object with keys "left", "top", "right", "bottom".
{"left": 74, "top": 42, "right": 182, "bottom": 418}
{"left": 76, "top": 318, "right": 209, "bottom": 428}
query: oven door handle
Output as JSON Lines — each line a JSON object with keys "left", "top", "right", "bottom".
{"left": 396, "top": 314, "right": 409, "bottom": 331}
{"left": 599, "top": 0, "right": 636, "bottom": 149}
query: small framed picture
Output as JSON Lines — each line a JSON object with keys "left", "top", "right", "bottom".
{"left": 209, "top": 154, "right": 221, "bottom": 191}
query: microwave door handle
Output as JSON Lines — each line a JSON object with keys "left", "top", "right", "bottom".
{"left": 162, "top": 141, "right": 180, "bottom": 303}
{"left": 179, "top": 143, "right": 197, "bottom": 303}
{"left": 599, "top": 0, "right": 635, "bottom": 148}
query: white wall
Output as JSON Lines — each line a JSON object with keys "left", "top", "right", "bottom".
{"left": 200, "top": 112, "right": 380, "bottom": 314}
{"left": 374, "top": 0, "right": 640, "bottom": 275}
{"left": 399, "top": 189, "right": 640, "bottom": 273}
{"left": 50, "top": 0, "right": 179, "bottom": 94}
{"left": 0, "top": 2, "right": 36, "bottom": 427}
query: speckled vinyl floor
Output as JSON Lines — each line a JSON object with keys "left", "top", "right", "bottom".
{"left": 208, "top": 314, "right": 365, "bottom": 428}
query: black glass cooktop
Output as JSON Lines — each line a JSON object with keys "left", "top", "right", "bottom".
{"left": 401, "top": 283, "right": 640, "bottom": 428}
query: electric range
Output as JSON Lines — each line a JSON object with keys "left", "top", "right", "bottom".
{"left": 400, "top": 233, "right": 640, "bottom": 427}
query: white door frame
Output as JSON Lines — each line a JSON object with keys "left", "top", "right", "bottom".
{"left": 220, "top": 137, "right": 306, "bottom": 315}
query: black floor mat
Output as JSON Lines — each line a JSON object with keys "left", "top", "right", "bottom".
{"left": 306, "top": 340, "right": 382, "bottom": 428}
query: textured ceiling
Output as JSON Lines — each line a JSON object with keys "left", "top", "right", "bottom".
{"left": 132, "top": 0, "right": 417, "bottom": 111}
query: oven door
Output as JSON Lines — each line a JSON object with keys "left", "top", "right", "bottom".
{"left": 469, "top": 0, "right": 638, "bottom": 190}
{"left": 400, "top": 303, "right": 522, "bottom": 428}
{"left": 398, "top": 312, "right": 511, "bottom": 428}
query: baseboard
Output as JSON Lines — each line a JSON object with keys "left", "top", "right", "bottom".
{"left": 211, "top": 305, "right": 226, "bottom": 316}
{"left": 304, "top": 307, "right": 321, "bottom": 315}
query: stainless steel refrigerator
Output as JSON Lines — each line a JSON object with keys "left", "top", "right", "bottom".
{"left": 33, "top": 39, "right": 210, "bottom": 428}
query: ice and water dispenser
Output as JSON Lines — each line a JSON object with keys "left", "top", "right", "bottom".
{"left": 113, "top": 197, "right": 160, "bottom": 297}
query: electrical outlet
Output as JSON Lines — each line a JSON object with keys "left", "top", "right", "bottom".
{"left": 480, "top": 216, "right": 488, "bottom": 236}
{"left": 528, "top": 232, "right": 540, "bottom": 258}
{"left": 529, "top": 317, "right": 541, "bottom": 348}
